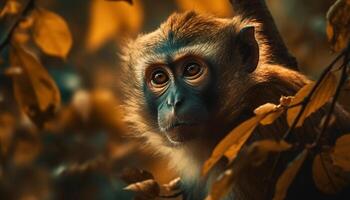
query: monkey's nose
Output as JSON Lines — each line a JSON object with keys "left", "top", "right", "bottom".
{"left": 166, "top": 96, "right": 183, "bottom": 109}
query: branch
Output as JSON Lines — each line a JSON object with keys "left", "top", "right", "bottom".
{"left": 229, "top": 0, "right": 298, "bottom": 70}
{"left": 0, "top": 0, "right": 34, "bottom": 52}
{"left": 264, "top": 43, "right": 350, "bottom": 198}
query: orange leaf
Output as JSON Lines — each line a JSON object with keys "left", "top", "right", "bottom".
{"left": 205, "top": 169, "right": 234, "bottom": 200}
{"left": 33, "top": 8, "right": 73, "bottom": 59}
{"left": 273, "top": 149, "right": 308, "bottom": 200}
{"left": 86, "top": 0, "right": 143, "bottom": 51}
{"left": 176, "top": 0, "right": 233, "bottom": 18}
{"left": 287, "top": 72, "right": 338, "bottom": 127}
{"left": 332, "top": 134, "right": 350, "bottom": 171}
{"left": 202, "top": 116, "right": 261, "bottom": 176}
{"left": 313, "top": 152, "right": 349, "bottom": 194}
{"left": 326, "top": 0, "right": 350, "bottom": 52}
{"left": 124, "top": 179, "right": 160, "bottom": 199}
{"left": 0, "top": 0, "right": 21, "bottom": 17}
{"left": 10, "top": 45, "right": 61, "bottom": 126}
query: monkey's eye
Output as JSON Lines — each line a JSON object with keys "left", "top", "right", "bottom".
{"left": 151, "top": 70, "right": 169, "bottom": 86}
{"left": 183, "top": 62, "right": 202, "bottom": 78}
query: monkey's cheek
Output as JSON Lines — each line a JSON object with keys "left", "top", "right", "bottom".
{"left": 164, "top": 126, "right": 197, "bottom": 144}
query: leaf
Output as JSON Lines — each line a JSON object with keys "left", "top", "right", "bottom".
{"left": 246, "top": 140, "right": 292, "bottom": 166}
{"left": 161, "top": 177, "right": 181, "bottom": 192}
{"left": 160, "top": 177, "right": 182, "bottom": 198}
{"left": 86, "top": 0, "right": 143, "bottom": 51}
{"left": 202, "top": 116, "right": 261, "bottom": 176}
{"left": 254, "top": 103, "right": 284, "bottom": 125}
{"left": 124, "top": 179, "right": 160, "bottom": 199}
{"left": 287, "top": 72, "right": 338, "bottom": 127}
{"left": 273, "top": 149, "right": 308, "bottom": 200}
{"left": 254, "top": 103, "right": 277, "bottom": 115}
{"left": 176, "top": 0, "right": 233, "bottom": 18}
{"left": 205, "top": 169, "right": 234, "bottom": 200}
{"left": 10, "top": 45, "right": 61, "bottom": 127}
{"left": 332, "top": 134, "right": 350, "bottom": 171}
{"left": 33, "top": 8, "right": 73, "bottom": 59}
{"left": 0, "top": 0, "right": 21, "bottom": 17}
{"left": 326, "top": 0, "right": 350, "bottom": 52}
{"left": 313, "top": 152, "right": 349, "bottom": 194}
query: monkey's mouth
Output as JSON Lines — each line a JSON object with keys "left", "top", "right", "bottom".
{"left": 163, "top": 122, "right": 198, "bottom": 144}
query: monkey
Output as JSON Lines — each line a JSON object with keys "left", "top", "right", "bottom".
{"left": 119, "top": 11, "right": 350, "bottom": 200}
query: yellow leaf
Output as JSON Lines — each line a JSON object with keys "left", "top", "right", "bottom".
{"left": 202, "top": 116, "right": 261, "bottom": 176}
{"left": 33, "top": 8, "right": 73, "bottom": 59}
{"left": 176, "top": 0, "right": 233, "bottom": 18}
{"left": 0, "top": 0, "right": 21, "bottom": 17}
{"left": 313, "top": 152, "right": 349, "bottom": 194}
{"left": 86, "top": 0, "right": 143, "bottom": 51}
{"left": 254, "top": 103, "right": 283, "bottom": 125}
{"left": 273, "top": 149, "right": 308, "bottom": 200}
{"left": 10, "top": 45, "right": 61, "bottom": 126}
{"left": 124, "top": 179, "right": 160, "bottom": 199}
{"left": 332, "top": 134, "right": 350, "bottom": 171}
{"left": 254, "top": 103, "right": 277, "bottom": 115}
{"left": 326, "top": 0, "right": 350, "bottom": 52}
{"left": 247, "top": 140, "right": 292, "bottom": 166}
{"left": 160, "top": 177, "right": 182, "bottom": 197}
{"left": 287, "top": 72, "right": 338, "bottom": 127}
{"left": 205, "top": 169, "right": 234, "bottom": 200}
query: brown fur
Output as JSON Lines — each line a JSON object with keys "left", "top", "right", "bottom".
{"left": 119, "top": 11, "right": 350, "bottom": 200}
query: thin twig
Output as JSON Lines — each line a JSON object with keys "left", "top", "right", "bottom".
{"left": 265, "top": 43, "right": 349, "bottom": 198}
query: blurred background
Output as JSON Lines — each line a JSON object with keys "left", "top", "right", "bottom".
{"left": 0, "top": 0, "right": 347, "bottom": 199}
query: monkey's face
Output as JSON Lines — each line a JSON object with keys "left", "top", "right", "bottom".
{"left": 143, "top": 55, "right": 215, "bottom": 144}
{"left": 121, "top": 11, "right": 260, "bottom": 150}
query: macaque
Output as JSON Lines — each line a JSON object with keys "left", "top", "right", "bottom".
{"left": 119, "top": 11, "right": 350, "bottom": 200}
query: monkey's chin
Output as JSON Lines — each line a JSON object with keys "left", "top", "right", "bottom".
{"left": 163, "top": 124, "right": 198, "bottom": 145}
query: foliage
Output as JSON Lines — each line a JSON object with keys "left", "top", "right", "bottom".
{"left": 202, "top": 0, "right": 350, "bottom": 199}
{"left": 0, "top": 0, "right": 350, "bottom": 200}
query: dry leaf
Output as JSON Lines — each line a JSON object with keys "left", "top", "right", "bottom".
{"left": 254, "top": 103, "right": 277, "bottom": 115}
{"left": 273, "top": 149, "right": 308, "bottom": 200}
{"left": 160, "top": 177, "right": 182, "bottom": 198}
{"left": 10, "top": 45, "right": 61, "bottom": 127}
{"left": 254, "top": 103, "right": 284, "bottom": 125}
{"left": 332, "top": 134, "right": 350, "bottom": 171}
{"left": 176, "top": 0, "right": 233, "bottom": 18}
{"left": 161, "top": 177, "right": 181, "bottom": 192}
{"left": 287, "top": 72, "right": 338, "bottom": 127}
{"left": 0, "top": 0, "right": 21, "bottom": 17}
{"left": 313, "top": 152, "right": 349, "bottom": 194}
{"left": 86, "top": 0, "right": 143, "bottom": 51}
{"left": 205, "top": 169, "right": 234, "bottom": 200}
{"left": 12, "top": 30, "right": 30, "bottom": 44}
{"left": 246, "top": 140, "right": 292, "bottom": 166}
{"left": 326, "top": 0, "right": 350, "bottom": 52}
{"left": 124, "top": 179, "right": 160, "bottom": 199}
{"left": 33, "top": 8, "right": 73, "bottom": 59}
{"left": 202, "top": 116, "right": 261, "bottom": 176}
{"left": 18, "top": 15, "right": 34, "bottom": 29}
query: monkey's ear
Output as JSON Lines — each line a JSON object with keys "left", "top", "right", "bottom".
{"left": 237, "top": 26, "right": 259, "bottom": 73}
